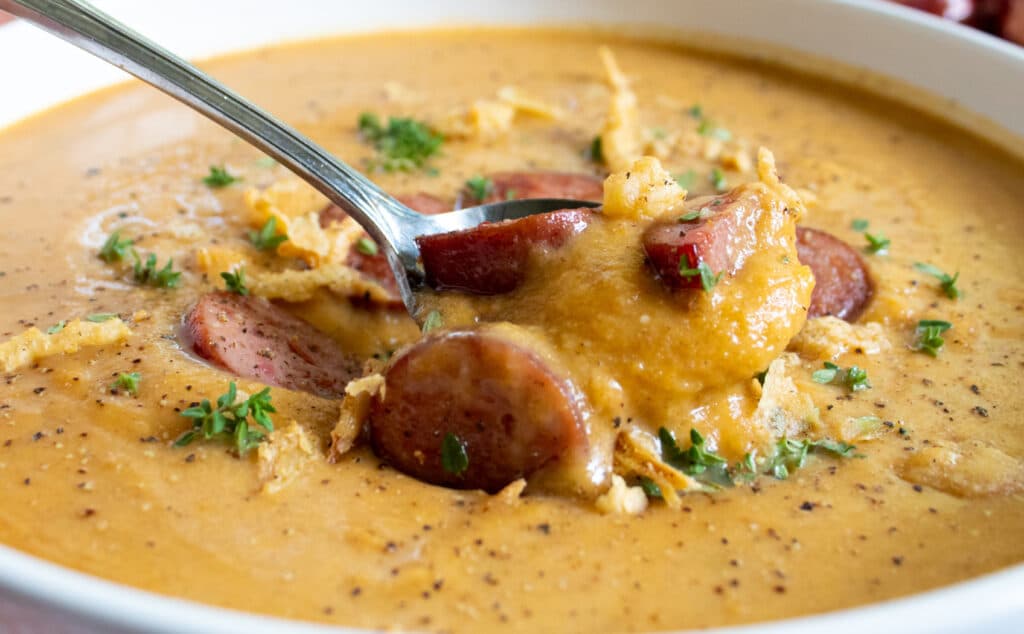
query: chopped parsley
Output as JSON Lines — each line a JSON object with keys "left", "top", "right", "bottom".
{"left": 762, "top": 437, "right": 857, "bottom": 480}
{"left": 674, "top": 170, "right": 697, "bottom": 190}
{"left": 111, "top": 372, "right": 141, "bottom": 396}
{"left": 811, "top": 361, "right": 871, "bottom": 391}
{"left": 913, "top": 319, "right": 952, "bottom": 357}
{"left": 132, "top": 251, "right": 182, "bottom": 288}
{"left": 851, "top": 218, "right": 869, "bottom": 232}
{"left": 648, "top": 428, "right": 857, "bottom": 495}
{"left": 220, "top": 268, "right": 248, "bottom": 295}
{"left": 913, "top": 262, "right": 960, "bottom": 300}
{"left": 588, "top": 135, "right": 604, "bottom": 164}
{"left": 355, "top": 237, "right": 379, "bottom": 256}
{"left": 678, "top": 258, "right": 722, "bottom": 292}
{"left": 85, "top": 313, "right": 118, "bottom": 323}
{"left": 440, "top": 432, "right": 469, "bottom": 475}
{"left": 637, "top": 476, "right": 663, "bottom": 499}
{"left": 863, "top": 232, "right": 891, "bottom": 255}
{"left": 46, "top": 321, "right": 66, "bottom": 335}
{"left": 465, "top": 175, "right": 494, "bottom": 203}
{"left": 203, "top": 165, "right": 240, "bottom": 188}
{"left": 176, "top": 382, "right": 275, "bottom": 454}
{"left": 731, "top": 452, "right": 760, "bottom": 483}
{"left": 248, "top": 216, "right": 287, "bottom": 251}
{"left": 357, "top": 112, "right": 443, "bottom": 173}
{"left": 659, "top": 427, "right": 733, "bottom": 488}
{"left": 98, "top": 231, "right": 133, "bottom": 262}
{"left": 421, "top": 309, "right": 443, "bottom": 334}
{"left": 687, "top": 104, "right": 703, "bottom": 119}
{"left": 710, "top": 167, "right": 728, "bottom": 193}
{"left": 697, "top": 119, "right": 733, "bottom": 142}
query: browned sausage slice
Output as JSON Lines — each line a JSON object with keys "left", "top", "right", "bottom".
{"left": 184, "top": 292, "right": 362, "bottom": 397}
{"left": 642, "top": 191, "right": 757, "bottom": 290}
{"left": 796, "top": 226, "right": 874, "bottom": 321}
{"left": 477, "top": 171, "right": 604, "bottom": 204}
{"left": 416, "top": 207, "right": 594, "bottom": 294}
{"left": 368, "top": 330, "right": 586, "bottom": 492}
{"left": 321, "top": 194, "right": 451, "bottom": 304}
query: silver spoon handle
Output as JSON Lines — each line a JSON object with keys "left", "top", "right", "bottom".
{"left": 1, "top": 0, "right": 424, "bottom": 259}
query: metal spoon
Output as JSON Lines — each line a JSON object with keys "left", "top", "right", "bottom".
{"left": 1, "top": 0, "right": 599, "bottom": 316}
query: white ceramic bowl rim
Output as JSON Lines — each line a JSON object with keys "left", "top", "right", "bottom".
{"left": 0, "top": 1, "right": 1021, "bottom": 633}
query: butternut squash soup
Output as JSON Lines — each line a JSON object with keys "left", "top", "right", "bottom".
{"left": 0, "top": 28, "right": 1022, "bottom": 632}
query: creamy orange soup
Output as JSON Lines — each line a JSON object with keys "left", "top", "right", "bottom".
{"left": 0, "top": 28, "right": 1022, "bottom": 632}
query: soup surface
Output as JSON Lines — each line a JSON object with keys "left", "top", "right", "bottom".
{"left": 0, "top": 28, "right": 1023, "bottom": 632}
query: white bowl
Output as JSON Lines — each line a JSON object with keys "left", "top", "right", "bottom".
{"left": 0, "top": 1, "right": 1021, "bottom": 632}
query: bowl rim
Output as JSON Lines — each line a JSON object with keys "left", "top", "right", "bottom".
{"left": 0, "top": 1, "right": 1021, "bottom": 632}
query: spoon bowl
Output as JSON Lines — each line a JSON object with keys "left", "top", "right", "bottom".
{"left": 0, "top": 0, "right": 600, "bottom": 316}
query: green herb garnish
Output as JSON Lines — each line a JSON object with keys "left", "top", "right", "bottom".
{"left": 710, "top": 167, "right": 728, "bottom": 193}
{"left": 687, "top": 104, "right": 703, "bottom": 119}
{"left": 220, "top": 268, "right": 248, "bottom": 295}
{"left": 674, "top": 170, "right": 697, "bottom": 191}
{"left": 659, "top": 427, "right": 733, "bottom": 488}
{"left": 354, "top": 237, "right": 379, "bottom": 256}
{"left": 176, "top": 382, "right": 275, "bottom": 454}
{"left": 589, "top": 135, "right": 604, "bottom": 164}
{"left": 913, "top": 319, "right": 952, "bottom": 357}
{"left": 914, "top": 262, "right": 960, "bottom": 300}
{"left": 465, "top": 175, "right": 494, "bottom": 203}
{"left": 851, "top": 218, "right": 869, "bottom": 232}
{"left": 637, "top": 476, "right": 663, "bottom": 499}
{"left": 357, "top": 112, "right": 443, "bottom": 173}
{"left": 132, "top": 250, "right": 181, "bottom": 288}
{"left": 811, "top": 361, "right": 871, "bottom": 392}
{"left": 85, "top": 313, "right": 118, "bottom": 323}
{"left": 46, "top": 321, "right": 66, "bottom": 335}
{"left": 248, "top": 216, "right": 287, "bottom": 251}
{"left": 678, "top": 258, "right": 722, "bottom": 292}
{"left": 734, "top": 452, "right": 759, "bottom": 482}
{"left": 98, "top": 231, "right": 133, "bottom": 263}
{"left": 111, "top": 372, "right": 141, "bottom": 396}
{"left": 203, "top": 165, "right": 240, "bottom": 188}
{"left": 440, "top": 432, "right": 469, "bottom": 475}
{"left": 864, "top": 232, "right": 890, "bottom": 255}
{"left": 421, "top": 310, "right": 443, "bottom": 334}
{"left": 697, "top": 120, "right": 733, "bottom": 142}
{"left": 762, "top": 437, "right": 857, "bottom": 480}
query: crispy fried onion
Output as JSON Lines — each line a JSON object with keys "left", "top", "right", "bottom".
{"left": 612, "top": 429, "right": 698, "bottom": 510}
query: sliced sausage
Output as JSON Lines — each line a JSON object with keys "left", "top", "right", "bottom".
{"left": 642, "top": 191, "right": 759, "bottom": 291}
{"left": 321, "top": 194, "right": 451, "bottom": 304}
{"left": 1005, "top": 0, "right": 1024, "bottom": 44}
{"left": 368, "top": 330, "right": 586, "bottom": 492}
{"left": 796, "top": 226, "right": 874, "bottom": 321}
{"left": 184, "top": 292, "right": 362, "bottom": 397}
{"left": 416, "top": 207, "right": 594, "bottom": 294}
{"left": 472, "top": 171, "right": 604, "bottom": 205}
